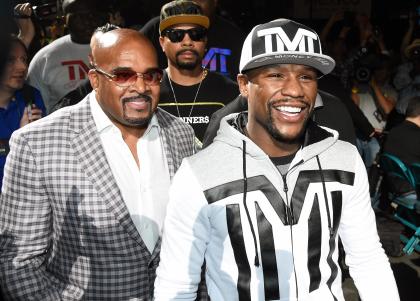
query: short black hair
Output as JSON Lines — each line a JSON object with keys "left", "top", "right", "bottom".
{"left": 62, "top": 0, "right": 101, "bottom": 15}
{"left": 406, "top": 96, "right": 420, "bottom": 118}
{"left": 62, "top": 0, "right": 79, "bottom": 14}
{"left": 94, "top": 23, "right": 120, "bottom": 34}
{"left": 9, "top": 34, "right": 27, "bottom": 55}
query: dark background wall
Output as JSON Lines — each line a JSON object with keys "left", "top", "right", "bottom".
{"left": 3, "top": 0, "right": 420, "bottom": 55}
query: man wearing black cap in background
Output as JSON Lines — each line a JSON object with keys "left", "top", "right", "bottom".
{"left": 154, "top": 18, "right": 399, "bottom": 301}
{"left": 157, "top": 0, "right": 238, "bottom": 145}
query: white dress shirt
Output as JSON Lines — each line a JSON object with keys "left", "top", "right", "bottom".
{"left": 90, "top": 93, "right": 171, "bottom": 253}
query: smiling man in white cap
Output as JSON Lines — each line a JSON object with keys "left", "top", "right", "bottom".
{"left": 154, "top": 19, "right": 399, "bottom": 301}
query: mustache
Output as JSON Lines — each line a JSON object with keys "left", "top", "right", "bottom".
{"left": 122, "top": 94, "right": 152, "bottom": 104}
{"left": 268, "top": 97, "right": 309, "bottom": 107}
{"left": 176, "top": 49, "right": 199, "bottom": 57}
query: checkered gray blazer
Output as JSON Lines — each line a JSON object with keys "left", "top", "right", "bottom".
{"left": 0, "top": 95, "right": 198, "bottom": 300}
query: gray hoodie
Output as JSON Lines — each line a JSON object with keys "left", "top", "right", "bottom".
{"left": 155, "top": 113, "right": 399, "bottom": 301}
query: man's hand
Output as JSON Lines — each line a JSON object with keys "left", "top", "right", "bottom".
{"left": 369, "top": 78, "right": 378, "bottom": 89}
{"left": 14, "top": 3, "right": 35, "bottom": 48}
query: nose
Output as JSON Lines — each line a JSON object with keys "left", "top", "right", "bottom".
{"left": 15, "top": 58, "right": 28, "bottom": 72}
{"left": 129, "top": 74, "right": 150, "bottom": 93}
{"left": 181, "top": 33, "right": 193, "bottom": 46}
{"left": 280, "top": 77, "right": 304, "bottom": 98}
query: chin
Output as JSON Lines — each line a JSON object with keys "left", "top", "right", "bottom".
{"left": 176, "top": 60, "right": 199, "bottom": 70}
{"left": 72, "top": 33, "right": 92, "bottom": 44}
{"left": 272, "top": 133, "right": 303, "bottom": 144}
{"left": 124, "top": 113, "right": 152, "bottom": 127}
{"left": 269, "top": 125, "right": 306, "bottom": 144}
{"left": 126, "top": 118, "right": 151, "bottom": 128}
{"left": 6, "top": 82, "right": 24, "bottom": 91}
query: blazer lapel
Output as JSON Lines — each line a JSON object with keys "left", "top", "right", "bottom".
{"left": 156, "top": 109, "right": 179, "bottom": 179}
{"left": 150, "top": 236, "right": 162, "bottom": 263}
{"left": 70, "top": 97, "right": 150, "bottom": 255}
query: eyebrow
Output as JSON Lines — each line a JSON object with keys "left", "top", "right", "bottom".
{"left": 273, "top": 65, "right": 319, "bottom": 75}
{"left": 110, "top": 66, "right": 160, "bottom": 73}
{"left": 302, "top": 66, "right": 318, "bottom": 73}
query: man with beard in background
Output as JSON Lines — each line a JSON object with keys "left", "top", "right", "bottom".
{"left": 157, "top": 0, "right": 238, "bottom": 146}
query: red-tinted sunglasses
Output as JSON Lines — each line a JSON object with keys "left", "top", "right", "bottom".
{"left": 93, "top": 66, "right": 163, "bottom": 87}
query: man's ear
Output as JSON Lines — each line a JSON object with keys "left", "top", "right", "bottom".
{"left": 88, "top": 54, "right": 94, "bottom": 66}
{"left": 237, "top": 74, "right": 249, "bottom": 97}
{"left": 88, "top": 69, "right": 99, "bottom": 91}
{"left": 204, "top": 37, "right": 208, "bottom": 50}
{"left": 159, "top": 36, "right": 165, "bottom": 52}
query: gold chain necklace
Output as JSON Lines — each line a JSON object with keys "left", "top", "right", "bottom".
{"left": 167, "top": 68, "right": 208, "bottom": 119}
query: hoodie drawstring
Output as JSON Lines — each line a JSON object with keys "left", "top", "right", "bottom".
{"left": 242, "top": 140, "right": 260, "bottom": 267}
{"left": 316, "top": 155, "right": 333, "bottom": 237}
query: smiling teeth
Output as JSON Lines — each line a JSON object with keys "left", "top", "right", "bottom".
{"left": 276, "top": 106, "right": 302, "bottom": 113}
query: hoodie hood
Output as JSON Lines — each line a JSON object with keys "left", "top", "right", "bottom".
{"left": 213, "top": 111, "right": 340, "bottom": 268}
{"left": 214, "top": 112, "right": 339, "bottom": 163}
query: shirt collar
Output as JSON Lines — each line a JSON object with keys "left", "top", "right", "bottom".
{"left": 0, "top": 93, "right": 20, "bottom": 112}
{"left": 89, "top": 92, "right": 159, "bottom": 134}
{"left": 314, "top": 93, "right": 323, "bottom": 108}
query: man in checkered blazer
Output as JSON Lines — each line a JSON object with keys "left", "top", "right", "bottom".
{"left": 0, "top": 28, "right": 199, "bottom": 300}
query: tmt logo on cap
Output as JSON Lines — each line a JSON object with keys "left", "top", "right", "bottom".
{"left": 257, "top": 27, "right": 318, "bottom": 54}
{"left": 239, "top": 19, "right": 335, "bottom": 75}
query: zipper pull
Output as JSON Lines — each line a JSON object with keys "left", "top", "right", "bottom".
{"left": 282, "top": 174, "right": 293, "bottom": 224}
{"left": 282, "top": 175, "right": 288, "bottom": 194}
{"left": 290, "top": 203, "right": 295, "bottom": 224}
{"left": 286, "top": 206, "right": 292, "bottom": 225}
{"left": 284, "top": 205, "right": 290, "bottom": 224}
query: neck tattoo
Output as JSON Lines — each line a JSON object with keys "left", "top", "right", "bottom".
{"left": 168, "top": 68, "right": 208, "bottom": 119}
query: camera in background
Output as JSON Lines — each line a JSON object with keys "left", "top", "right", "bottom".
{"left": 32, "top": 3, "right": 59, "bottom": 21}
{"left": 352, "top": 53, "right": 395, "bottom": 93}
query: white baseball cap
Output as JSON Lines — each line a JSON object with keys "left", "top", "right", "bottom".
{"left": 239, "top": 18, "right": 335, "bottom": 75}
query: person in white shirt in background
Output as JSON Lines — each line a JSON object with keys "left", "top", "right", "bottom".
{"left": 27, "top": 0, "right": 109, "bottom": 113}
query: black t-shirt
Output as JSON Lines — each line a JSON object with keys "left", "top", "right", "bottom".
{"left": 383, "top": 120, "right": 420, "bottom": 165}
{"left": 159, "top": 70, "right": 238, "bottom": 142}
{"left": 141, "top": 15, "right": 245, "bottom": 80}
{"left": 270, "top": 152, "right": 298, "bottom": 176}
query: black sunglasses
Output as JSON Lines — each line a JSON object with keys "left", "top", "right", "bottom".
{"left": 162, "top": 27, "right": 207, "bottom": 43}
{"left": 93, "top": 66, "right": 163, "bottom": 87}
